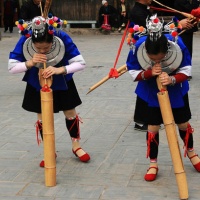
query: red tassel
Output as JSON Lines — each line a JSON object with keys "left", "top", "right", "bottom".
{"left": 35, "top": 120, "right": 42, "bottom": 145}
{"left": 41, "top": 84, "right": 51, "bottom": 92}
{"left": 68, "top": 115, "right": 83, "bottom": 140}
{"left": 160, "top": 88, "right": 167, "bottom": 92}
{"left": 108, "top": 68, "right": 119, "bottom": 78}
{"left": 146, "top": 131, "right": 158, "bottom": 158}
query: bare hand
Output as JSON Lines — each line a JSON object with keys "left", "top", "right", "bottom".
{"left": 179, "top": 18, "right": 194, "bottom": 30}
{"left": 42, "top": 66, "right": 65, "bottom": 78}
{"left": 151, "top": 63, "right": 162, "bottom": 76}
{"left": 32, "top": 53, "right": 47, "bottom": 66}
{"left": 159, "top": 72, "right": 172, "bottom": 86}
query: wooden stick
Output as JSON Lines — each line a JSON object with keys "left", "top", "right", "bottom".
{"left": 156, "top": 76, "right": 188, "bottom": 200}
{"left": 87, "top": 64, "right": 127, "bottom": 94}
{"left": 39, "top": 66, "right": 53, "bottom": 87}
{"left": 43, "top": 0, "right": 52, "bottom": 18}
{"left": 178, "top": 20, "right": 197, "bottom": 36}
{"left": 152, "top": 0, "right": 194, "bottom": 19}
{"left": 39, "top": 2, "right": 43, "bottom": 16}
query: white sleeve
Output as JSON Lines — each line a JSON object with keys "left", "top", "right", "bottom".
{"left": 65, "top": 55, "right": 86, "bottom": 74}
{"left": 8, "top": 59, "right": 27, "bottom": 74}
{"left": 129, "top": 69, "right": 142, "bottom": 81}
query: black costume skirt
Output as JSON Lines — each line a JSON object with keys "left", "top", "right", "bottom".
{"left": 145, "top": 94, "right": 191, "bottom": 125}
{"left": 22, "top": 78, "right": 82, "bottom": 113}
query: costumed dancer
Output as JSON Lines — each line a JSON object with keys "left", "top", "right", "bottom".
{"left": 126, "top": 15, "right": 200, "bottom": 181}
{"left": 8, "top": 14, "right": 90, "bottom": 167}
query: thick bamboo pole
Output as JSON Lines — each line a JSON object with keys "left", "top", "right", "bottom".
{"left": 39, "top": 62, "right": 56, "bottom": 187}
{"left": 40, "top": 88, "right": 56, "bottom": 187}
{"left": 157, "top": 77, "right": 188, "bottom": 200}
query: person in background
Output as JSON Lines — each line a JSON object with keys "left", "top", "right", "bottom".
{"left": 129, "top": 0, "right": 153, "bottom": 132}
{"left": 174, "top": 0, "right": 200, "bottom": 80}
{"left": 117, "top": 0, "right": 130, "bottom": 32}
{"left": 126, "top": 15, "right": 200, "bottom": 182}
{"left": 3, "top": 0, "right": 17, "bottom": 33}
{"left": 19, "top": 0, "right": 54, "bottom": 21}
{"left": 8, "top": 15, "right": 90, "bottom": 167}
{"left": 98, "top": 0, "right": 118, "bottom": 31}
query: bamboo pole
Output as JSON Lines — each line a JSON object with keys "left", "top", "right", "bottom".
{"left": 40, "top": 88, "right": 56, "bottom": 187}
{"left": 39, "top": 2, "right": 43, "bottom": 16}
{"left": 87, "top": 64, "right": 127, "bottom": 94}
{"left": 39, "top": 63, "right": 56, "bottom": 187}
{"left": 156, "top": 77, "right": 188, "bottom": 200}
{"left": 43, "top": 0, "right": 53, "bottom": 18}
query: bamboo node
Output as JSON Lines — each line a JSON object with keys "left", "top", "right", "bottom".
{"left": 41, "top": 99, "right": 53, "bottom": 102}
{"left": 43, "top": 132, "right": 55, "bottom": 135}
{"left": 164, "top": 122, "right": 175, "bottom": 126}
{"left": 45, "top": 166, "right": 56, "bottom": 169}
{"left": 174, "top": 170, "right": 185, "bottom": 174}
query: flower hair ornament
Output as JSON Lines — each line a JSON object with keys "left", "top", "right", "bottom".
{"left": 164, "top": 17, "right": 182, "bottom": 43}
{"left": 126, "top": 22, "right": 147, "bottom": 53}
{"left": 127, "top": 14, "right": 183, "bottom": 51}
{"left": 15, "top": 13, "right": 67, "bottom": 38}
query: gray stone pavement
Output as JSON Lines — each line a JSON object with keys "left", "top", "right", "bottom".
{"left": 0, "top": 27, "right": 200, "bottom": 200}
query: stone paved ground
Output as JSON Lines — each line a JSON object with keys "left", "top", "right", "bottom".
{"left": 0, "top": 27, "right": 200, "bottom": 200}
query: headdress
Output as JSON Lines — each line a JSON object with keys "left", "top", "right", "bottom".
{"left": 15, "top": 13, "right": 67, "bottom": 38}
{"left": 15, "top": 14, "right": 68, "bottom": 68}
{"left": 146, "top": 14, "right": 163, "bottom": 41}
{"left": 127, "top": 14, "right": 182, "bottom": 50}
{"left": 127, "top": 14, "right": 183, "bottom": 74}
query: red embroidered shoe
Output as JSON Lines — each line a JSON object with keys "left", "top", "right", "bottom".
{"left": 39, "top": 153, "right": 57, "bottom": 168}
{"left": 144, "top": 166, "right": 158, "bottom": 181}
{"left": 72, "top": 147, "right": 90, "bottom": 162}
{"left": 188, "top": 154, "right": 200, "bottom": 172}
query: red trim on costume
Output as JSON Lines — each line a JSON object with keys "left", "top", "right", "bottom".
{"left": 135, "top": 69, "right": 152, "bottom": 81}
{"left": 174, "top": 73, "right": 188, "bottom": 83}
